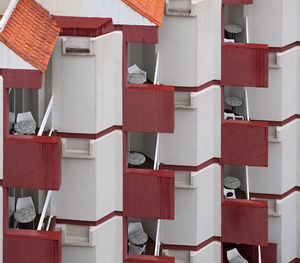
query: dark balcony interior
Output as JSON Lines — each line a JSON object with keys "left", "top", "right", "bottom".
{"left": 8, "top": 188, "right": 55, "bottom": 231}
{"left": 8, "top": 88, "right": 54, "bottom": 136}
{"left": 224, "top": 86, "right": 247, "bottom": 121}
{"left": 224, "top": 5, "right": 246, "bottom": 43}
{"left": 127, "top": 43, "right": 156, "bottom": 85}
{"left": 127, "top": 132, "right": 157, "bottom": 169}
{"left": 223, "top": 242, "right": 277, "bottom": 263}
{"left": 223, "top": 165, "right": 247, "bottom": 200}
{"left": 127, "top": 218, "right": 163, "bottom": 257}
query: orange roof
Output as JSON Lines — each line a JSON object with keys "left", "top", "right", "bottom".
{"left": 0, "top": 0, "right": 61, "bottom": 72}
{"left": 122, "top": 0, "right": 165, "bottom": 27}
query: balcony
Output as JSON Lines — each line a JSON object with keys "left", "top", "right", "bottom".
{"left": 222, "top": 5, "right": 268, "bottom": 87}
{"left": 124, "top": 43, "right": 174, "bottom": 134}
{"left": 5, "top": 187, "right": 61, "bottom": 263}
{"left": 4, "top": 92, "right": 61, "bottom": 190}
{"left": 221, "top": 199, "right": 268, "bottom": 245}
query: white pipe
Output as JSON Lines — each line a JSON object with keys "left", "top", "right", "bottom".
{"left": 245, "top": 16, "right": 249, "bottom": 44}
{"left": 153, "top": 52, "right": 161, "bottom": 255}
{"left": 45, "top": 215, "right": 52, "bottom": 231}
{"left": 153, "top": 134, "right": 160, "bottom": 170}
{"left": 38, "top": 96, "right": 54, "bottom": 136}
{"left": 154, "top": 219, "right": 161, "bottom": 256}
{"left": 154, "top": 53, "right": 160, "bottom": 85}
{"left": 258, "top": 245, "right": 261, "bottom": 263}
{"left": 37, "top": 190, "right": 52, "bottom": 231}
{"left": 244, "top": 87, "right": 250, "bottom": 200}
{"left": 244, "top": 88, "right": 250, "bottom": 121}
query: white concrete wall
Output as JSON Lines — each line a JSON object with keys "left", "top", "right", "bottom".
{"left": 0, "top": 42, "right": 35, "bottom": 70}
{"left": 244, "top": 0, "right": 300, "bottom": 47}
{"left": 0, "top": 0, "right": 10, "bottom": 15}
{"left": 52, "top": 32, "right": 122, "bottom": 134}
{"left": 267, "top": 192, "right": 300, "bottom": 263}
{"left": 163, "top": 242, "right": 221, "bottom": 263}
{"left": 157, "top": 0, "right": 221, "bottom": 87}
{"left": 249, "top": 120, "right": 300, "bottom": 195}
{"left": 190, "top": 242, "right": 221, "bottom": 263}
{"left": 160, "top": 164, "right": 221, "bottom": 246}
{"left": 36, "top": 0, "right": 154, "bottom": 26}
{"left": 247, "top": 47, "right": 300, "bottom": 122}
{"left": 53, "top": 130, "right": 123, "bottom": 221}
{"left": 160, "top": 86, "right": 221, "bottom": 166}
{"left": 61, "top": 216, "right": 122, "bottom": 263}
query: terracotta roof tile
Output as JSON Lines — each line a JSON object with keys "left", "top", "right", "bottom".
{"left": 122, "top": 0, "right": 165, "bottom": 27}
{"left": 0, "top": 0, "right": 61, "bottom": 72}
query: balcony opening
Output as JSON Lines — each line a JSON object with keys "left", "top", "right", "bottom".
{"left": 8, "top": 187, "right": 56, "bottom": 231}
{"left": 223, "top": 243, "right": 257, "bottom": 263}
{"left": 127, "top": 217, "right": 162, "bottom": 256}
{"left": 224, "top": 5, "right": 246, "bottom": 43}
{"left": 127, "top": 132, "right": 158, "bottom": 169}
{"left": 224, "top": 86, "right": 247, "bottom": 121}
{"left": 223, "top": 165, "right": 247, "bottom": 199}
{"left": 9, "top": 88, "right": 55, "bottom": 136}
{"left": 127, "top": 43, "right": 156, "bottom": 85}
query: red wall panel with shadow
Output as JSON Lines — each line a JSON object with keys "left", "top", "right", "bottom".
{"left": 124, "top": 168, "right": 174, "bottom": 219}
{"left": 123, "top": 84, "right": 174, "bottom": 133}
{"left": 4, "top": 229, "right": 61, "bottom": 263}
{"left": 4, "top": 135, "right": 61, "bottom": 190}
{"left": 221, "top": 43, "right": 268, "bottom": 87}
{"left": 221, "top": 120, "right": 268, "bottom": 167}
{"left": 222, "top": 199, "right": 268, "bottom": 246}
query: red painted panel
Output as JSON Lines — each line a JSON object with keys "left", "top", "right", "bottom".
{"left": 125, "top": 255, "right": 175, "bottom": 263}
{"left": 221, "top": 120, "right": 268, "bottom": 167}
{"left": 221, "top": 43, "right": 268, "bottom": 87}
{"left": 54, "top": 16, "right": 113, "bottom": 37}
{"left": 124, "top": 84, "right": 174, "bottom": 133}
{"left": 4, "top": 229, "right": 61, "bottom": 263}
{"left": 0, "top": 69, "right": 43, "bottom": 89}
{"left": 221, "top": 199, "right": 268, "bottom": 246}
{"left": 223, "top": 0, "right": 253, "bottom": 4}
{"left": 4, "top": 135, "right": 61, "bottom": 190}
{"left": 113, "top": 25, "right": 158, "bottom": 43}
{"left": 261, "top": 243, "right": 277, "bottom": 262}
{"left": 124, "top": 168, "right": 174, "bottom": 219}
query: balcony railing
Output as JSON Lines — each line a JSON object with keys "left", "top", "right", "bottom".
{"left": 124, "top": 169, "right": 175, "bottom": 219}
{"left": 123, "top": 84, "right": 174, "bottom": 133}
{"left": 4, "top": 96, "right": 61, "bottom": 190}
{"left": 4, "top": 229, "right": 61, "bottom": 263}
{"left": 222, "top": 199, "right": 268, "bottom": 246}
{"left": 221, "top": 43, "right": 268, "bottom": 88}
{"left": 221, "top": 120, "right": 268, "bottom": 167}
